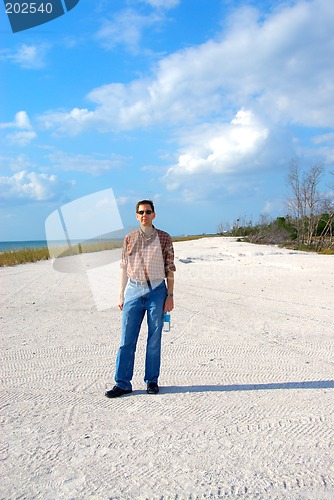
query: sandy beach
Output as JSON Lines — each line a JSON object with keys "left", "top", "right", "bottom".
{"left": 1, "top": 236, "right": 334, "bottom": 499}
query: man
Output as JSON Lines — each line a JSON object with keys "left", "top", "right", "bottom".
{"left": 105, "top": 200, "right": 176, "bottom": 398}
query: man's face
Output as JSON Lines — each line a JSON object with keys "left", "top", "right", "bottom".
{"left": 136, "top": 204, "right": 156, "bottom": 226}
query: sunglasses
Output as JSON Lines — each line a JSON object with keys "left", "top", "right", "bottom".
{"left": 137, "top": 210, "right": 153, "bottom": 215}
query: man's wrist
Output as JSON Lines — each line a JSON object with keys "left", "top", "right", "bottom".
{"left": 167, "top": 293, "right": 174, "bottom": 297}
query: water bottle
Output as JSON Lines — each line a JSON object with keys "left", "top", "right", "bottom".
{"left": 163, "top": 313, "right": 171, "bottom": 332}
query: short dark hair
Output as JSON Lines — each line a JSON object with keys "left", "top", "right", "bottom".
{"left": 136, "top": 199, "right": 155, "bottom": 212}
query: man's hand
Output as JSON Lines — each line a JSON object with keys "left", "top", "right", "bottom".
{"left": 164, "top": 296, "right": 174, "bottom": 313}
{"left": 118, "top": 269, "right": 128, "bottom": 311}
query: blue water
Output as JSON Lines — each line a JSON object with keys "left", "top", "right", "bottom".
{"left": 0, "top": 240, "right": 49, "bottom": 252}
{"left": 0, "top": 239, "right": 124, "bottom": 252}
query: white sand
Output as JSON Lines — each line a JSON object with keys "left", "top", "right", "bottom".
{"left": 1, "top": 237, "right": 334, "bottom": 499}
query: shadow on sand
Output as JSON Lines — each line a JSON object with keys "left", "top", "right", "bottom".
{"left": 156, "top": 380, "right": 334, "bottom": 394}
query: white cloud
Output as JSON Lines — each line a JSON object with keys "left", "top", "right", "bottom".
{"left": 312, "top": 133, "right": 334, "bottom": 145}
{"left": 0, "top": 170, "right": 72, "bottom": 202}
{"left": 96, "top": 8, "right": 163, "bottom": 54}
{"left": 0, "top": 111, "right": 37, "bottom": 146}
{"left": 116, "top": 196, "right": 133, "bottom": 206}
{"left": 14, "top": 111, "right": 32, "bottom": 129}
{"left": 0, "top": 111, "right": 32, "bottom": 130}
{"left": 45, "top": 150, "right": 127, "bottom": 175}
{"left": 40, "top": 107, "right": 93, "bottom": 136}
{"left": 0, "top": 154, "right": 31, "bottom": 172}
{"left": 164, "top": 109, "right": 270, "bottom": 185}
{"left": 7, "top": 130, "right": 37, "bottom": 146}
{"left": 8, "top": 44, "right": 48, "bottom": 69}
{"left": 262, "top": 198, "right": 286, "bottom": 216}
{"left": 39, "top": 0, "right": 334, "bottom": 136}
{"left": 140, "top": 0, "right": 180, "bottom": 8}
{"left": 97, "top": 9, "right": 148, "bottom": 53}
{"left": 96, "top": 0, "right": 180, "bottom": 53}
{"left": 33, "top": 0, "right": 333, "bottom": 204}
{"left": 311, "top": 133, "right": 334, "bottom": 164}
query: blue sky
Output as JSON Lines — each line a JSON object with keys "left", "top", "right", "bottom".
{"left": 1, "top": 0, "right": 334, "bottom": 241}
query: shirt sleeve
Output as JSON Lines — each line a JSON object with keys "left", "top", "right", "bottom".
{"left": 120, "top": 236, "right": 128, "bottom": 269}
{"left": 163, "top": 233, "right": 176, "bottom": 274}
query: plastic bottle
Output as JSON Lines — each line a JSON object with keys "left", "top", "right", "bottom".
{"left": 163, "top": 313, "right": 171, "bottom": 332}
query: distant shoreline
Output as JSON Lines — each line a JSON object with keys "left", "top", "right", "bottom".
{"left": 0, "top": 239, "right": 123, "bottom": 252}
{"left": 0, "top": 234, "right": 219, "bottom": 267}
{"left": 0, "top": 240, "right": 49, "bottom": 252}
{"left": 0, "top": 233, "right": 218, "bottom": 253}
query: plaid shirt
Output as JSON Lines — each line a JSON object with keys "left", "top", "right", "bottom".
{"left": 120, "top": 227, "right": 176, "bottom": 280}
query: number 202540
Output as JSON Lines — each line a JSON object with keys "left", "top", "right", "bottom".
{"left": 5, "top": 3, "right": 53, "bottom": 14}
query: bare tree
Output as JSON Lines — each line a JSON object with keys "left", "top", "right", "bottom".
{"left": 316, "top": 171, "right": 334, "bottom": 249}
{"left": 286, "top": 160, "right": 304, "bottom": 241}
{"left": 286, "top": 161, "right": 324, "bottom": 245}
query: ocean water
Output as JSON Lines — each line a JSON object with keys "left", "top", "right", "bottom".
{"left": 0, "top": 240, "right": 49, "bottom": 252}
{"left": 0, "top": 239, "right": 123, "bottom": 252}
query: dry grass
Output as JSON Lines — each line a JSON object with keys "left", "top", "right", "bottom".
{"left": 0, "top": 240, "right": 124, "bottom": 267}
{"left": 0, "top": 247, "right": 50, "bottom": 267}
{"left": 48, "top": 240, "right": 123, "bottom": 259}
{"left": 2, "top": 232, "right": 331, "bottom": 268}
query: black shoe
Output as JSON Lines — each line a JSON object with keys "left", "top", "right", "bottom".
{"left": 147, "top": 382, "right": 159, "bottom": 394}
{"left": 105, "top": 385, "right": 132, "bottom": 398}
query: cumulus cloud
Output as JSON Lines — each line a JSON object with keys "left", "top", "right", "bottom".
{"left": 161, "top": 106, "right": 298, "bottom": 203}
{"left": 166, "top": 110, "right": 268, "bottom": 179}
{"left": 33, "top": 0, "right": 333, "bottom": 206}
{"left": 40, "top": 107, "right": 93, "bottom": 136}
{"left": 0, "top": 111, "right": 37, "bottom": 145}
{"left": 0, "top": 111, "right": 32, "bottom": 130}
{"left": 0, "top": 171, "right": 72, "bottom": 202}
{"left": 39, "top": 0, "right": 334, "bottom": 136}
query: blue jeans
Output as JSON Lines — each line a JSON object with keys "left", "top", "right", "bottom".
{"left": 114, "top": 280, "right": 167, "bottom": 390}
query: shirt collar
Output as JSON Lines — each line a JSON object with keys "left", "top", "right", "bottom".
{"left": 139, "top": 225, "right": 156, "bottom": 239}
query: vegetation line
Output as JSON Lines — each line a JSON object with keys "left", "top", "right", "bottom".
{"left": 218, "top": 161, "right": 334, "bottom": 255}
{"left": 0, "top": 235, "right": 214, "bottom": 268}
{"left": 1, "top": 162, "right": 333, "bottom": 267}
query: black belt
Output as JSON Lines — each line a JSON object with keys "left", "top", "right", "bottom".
{"left": 129, "top": 278, "right": 164, "bottom": 286}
